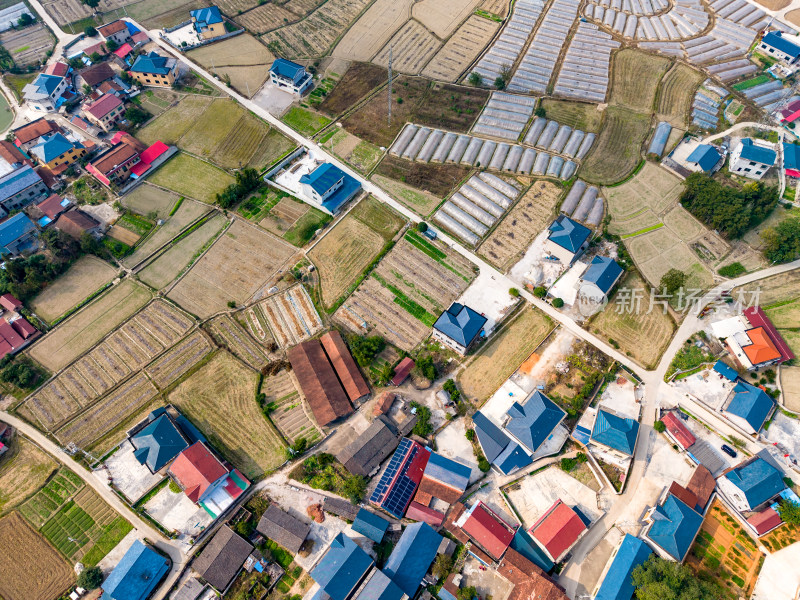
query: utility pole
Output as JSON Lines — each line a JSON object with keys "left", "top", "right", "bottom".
{"left": 387, "top": 44, "right": 392, "bottom": 126}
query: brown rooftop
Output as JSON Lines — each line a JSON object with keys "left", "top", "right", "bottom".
{"left": 55, "top": 210, "right": 100, "bottom": 239}
{"left": 336, "top": 415, "right": 398, "bottom": 476}
{"left": 415, "top": 476, "right": 464, "bottom": 506}
{"left": 192, "top": 525, "right": 253, "bottom": 592}
{"left": 90, "top": 142, "right": 139, "bottom": 175}
{"left": 686, "top": 464, "right": 716, "bottom": 510}
{"left": 669, "top": 482, "right": 699, "bottom": 512}
{"left": 373, "top": 391, "right": 396, "bottom": 416}
{"left": 288, "top": 339, "right": 352, "bottom": 427}
{"left": 13, "top": 118, "right": 59, "bottom": 145}
{"left": 499, "top": 548, "right": 570, "bottom": 600}
{"left": 256, "top": 504, "right": 310, "bottom": 554}
{"left": 320, "top": 330, "right": 369, "bottom": 402}
{"left": 98, "top": 20, "right": 128, "bottom": 36}
{"left": 80, "top": 62, "right": 115, "bottom": 87}
{"left": 0, "top": 141, "right": 28, "bottom": 166}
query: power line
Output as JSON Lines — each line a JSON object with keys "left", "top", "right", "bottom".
{"left": 387, "top": 44, "right": 392, "bottom": 126}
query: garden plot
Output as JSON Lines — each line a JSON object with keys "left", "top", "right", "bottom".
{"left": 207, "top": 315, "right": 268, "bottom": 370}
{"left": 479, "top": 0, "right": 512, "bottom": 16}
{"left": 373, "top": 20, "right": 441, "bottom": 75}
{"left": 421, "top": 16, "right": 500, "bottom": 82}
{"left": 19, "top": 469, "right": 83, "bottom": 528}
{"left": 0, "top": 438, "right": 57, "bottom": 516}
{"left": 148, "top": 153, "right": 235, "bottom": 204}
{"left": 321, "top": 129, "right": 383, "bottom": 174}
{"left": 413, "top": 0, "right": 482, "bottom": 37}
{"left": 333, "top": 232, "right": 475, "bottom": 350}
{"left": 187, "top": 34, "right": 273, "bottom": 98}
{"left": 125, "top": 0, "right": 210, "bottom": 29}
{"left": 553, "top": 22, "right": 620, "bottom": 104}
{"left": 628, "top": 227, "right": 714, "bottom": 291}
{"left": 145, "top": 331, "right": 214, "bottom": 389}
{"left": 260, "top": 0, "right": 372, "bottom": 58}
{"left": 605, "top": 162, "right": 682, "bottom": 220}
{"left": 168, "top": 219, "right": 295, "bottom": 319}
{"left": 657, "top": 63, "right": 705, "bottom": 126}
{"left": 41, "top": 0, "right": 130, "bottom": 24}
{"left": 252, "top": 285, "right": 322, "bottom": 349}
{"left": 371, "top": 174, "right": 441, "bottom": 217}
{"left": 262, "top": 369, "right": 321, "bottom": 443}
{"left": 0, "top": 23, "right": 54, "bottom": 68}
{"left": 479, "top": 180, "right": 561, "bottom": 271}
{"left": 332, "top": 0, "right": 415, "bottom": 61}
{"left": 218, "top": 0, "right": 260, "bottom": 16}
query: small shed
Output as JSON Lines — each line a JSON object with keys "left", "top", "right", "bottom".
{"left": 352, "top": 507, "right": 390, "bottom": 543}
{"left": 391, "top": 357, "right": 415, "bottom": 386}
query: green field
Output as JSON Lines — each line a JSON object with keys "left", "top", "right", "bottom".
{"left": 19, "top": 469, "right": 83, "bottom": 528}
{"left": 732, "top": 75, "right": 771, "bottom": 91}
{"left": 281, "top": 106, "right": 331, "bottom": 136}
{"left": 149, "top": 153, "right": 235, "bottom": 203}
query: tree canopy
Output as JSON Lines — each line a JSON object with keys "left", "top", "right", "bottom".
{"left": 778, "top": 499, "right": 800, "bottom": 526}
{"left": 660, "top": 268, "right": 687, "bottom": 294}
{"left": 632, "top": 555, "right": 722, "bottom": 600}
{"left": 761, "top": 217, "right": 800, "bottom": 264}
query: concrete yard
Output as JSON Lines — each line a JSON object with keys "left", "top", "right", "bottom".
{"left": 461, "top": 555, "right": 514, "bottom": 600}
{"left": 752, "top": 540, "right": 800, "bottom": 600}
{"left": 143, "top": 487, "right": 213, "bottom": 541}
{"left": 102, "top": 440, "right": 163, "bottom": 502}
{"left": 251, "top": 82, "right": 296, "bottom": 116}
{"left": 672, "top": 367, "right": 734, "bottom": 411}
{"left": 96, "top": 530, "right": 140, "bottom": 575}
{"left": 456, "top": 269, "right": 519, "bottom": 334}
{"left": 598, "top": 376, "right": 641, "bottom": 420}
{"left": 764, "top": 412, "right": 800, "bottom": 465}
{"left": 434, "top": 418, "right": 482, "bottom": 485}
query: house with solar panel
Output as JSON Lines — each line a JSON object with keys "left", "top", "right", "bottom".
{"left": 407, "top": 452, "right": 472, "bottom": 526}
{"left": 544, "top": 215, "right": 591, "bottom": 265}
{"left": 642, "top": 492, "right": 703, "bottom": 562}
{"left": 728, "top": 138, "right": 776, "bottom": 180}
{"left": 592, "top": 534, "right": 652, "bottom": 600}
{"left": 431, "top": 302, "right": 487, "bottom": 355}
{"left": 369, "top": 439, "right": 429, "bottom": 518}
{"left": 589, "top": 409, "right": 640, "bottom": 460}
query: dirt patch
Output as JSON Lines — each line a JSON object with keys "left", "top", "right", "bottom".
{"left": 756, "top": 0, "right": 790, "bottom": 9}
{"left": 786, "top": 8, "right": 800, "bottom": 27}
{"left": 319, "top": 62, "right": 387, "bottom": 117}
{"left": 0, "top": 438, "right": 58, "bottom": 516}
{"left": 371, "top": 174, "right": 442, "bottom": 216}
{"left": 375, "top": 154, "right": 470, "bottom": 198}
{"left": 412, "top": 0, "right": 482, "bottom": 38}
{"left": 412, "top": 82, "right": 489, "bottom": 133}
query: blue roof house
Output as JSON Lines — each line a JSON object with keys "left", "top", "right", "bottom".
{"left": 724, "top": 381, "right": 774, "bottom": 434}
{"left": 0, "top": 213, "right": 38, "bottom": 256}
{"left": 384, "top": 522, "right": 443, "bottom": 597}
{"left": 729, "top": 138, "right": 776, "bottom": 180}
{"left": 504, "top": 391, "right": 566, "bottom": 455}
{"left": 131, "top": 413, "right": 190, "bottom": 473}
{"left": 590, "top": 409, "right": 640, "bottom": 457}
{"left": 30, "top": 133, "right": 83, "bottom": 165}
{"left": 644, "top": 494, "right": 703, "bottom": 562}
{"left": 352, "top": 508, "right": 390, "bottom": 543}
{"left": 686, "top": 144, "right": 722, "bottom": 173}
{"left": 579, "top": 256, "right": 624, "bottom": 302}
{"left": 472, "top": 411, "right": 532, "bottom": 475}
{"left": 759, "top": 31, "right": 800, "bottom": 65}
{"left": 191, "top": 6, "right": 227, "bottom": 40}
{"left": 270, "top": 58, "right": 313, "bottom": 94}
{"left": 432, "top": 302, "right": 487, "bottom": 355}
{"left": 545, "top": 215, "right": 591, "bottom": 264}
{"left": 594, "top": 534, "right": 652, "bottom": 600}
{"left": 310, "top": 533, "right": 374, "bottom": 600}
{"left": 299, "top": 162, "right": 361, "bottom": 214}
{"left": 22, "top": 73, "right": 68, "bottom": 112}
{"left": 713, "top": 360, "right": 738, "bottom": 382}
{"left": 783, "top": 142, "right": 800, "bottom": 174}
{"left": 720, "top": 456, "right": 786, "bottom": 512}
{"left": 101, "top": 539, "right": 170, "bottom": 600}
{"left": 352, "top": 569, "right": 407, "bottom": 600}
{"left": 0, "top": 165, "right": 48, "bottom": 214}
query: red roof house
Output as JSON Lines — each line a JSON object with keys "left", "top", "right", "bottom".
{"left": 744, "top": 306, "right": 795, "bottom": 364}
{"left": 373, "top": 391, "right": 396, "bottom": 416}
{"left": 456, "top": 501, "right": 516, "bottom": 560}
{"left": 747, "top": 507, "right": 783, "bottom": 536}
{"left": 10, "top": 317, "right": 37, "bottom": 340}
{"left": 391, "top": 357, "right": 415, "bottom": 386}
{"left": 130, "top": 141, "right": 171, "bottom": 178}
{"left": 661, "top": 411, "right": 696, "bottom": 450}
{"left": 168, "top": 442, "right": 229, "bottom": 503}
{"left": 406, "top": 501, "right": 445, "bottom": 526}
{"left": 0, "top": 320, "right": 24, "bottom": 349}
{"left": 0, "top": 293, "right": 22, "bottom": 311}
{"left": 36, "top": 194, "right": 72, "bottom": 221}
{"left": 44, "top": 61, "right": 69, "bottom": 77}
{"left": 780, "top": 99, "right": 800, "bottom": 123}
{"left": 529, "top": 499, "right": 588, "bottom": 563}
{"left": 114, "top": 43, "right": 133, "bottom": 58}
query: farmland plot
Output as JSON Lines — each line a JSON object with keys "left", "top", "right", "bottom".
{"left": 145, "top": 330, "right": 214, "bottom": 388}
{"left": 150, "top": 153, "right": 235, "bottom": 204}
{"left": 332, "top": 0, "right": 415, "bottom": 61}
{"left": 137, "top": 95, "right": 213, "bottom": 146}
{"left": 322, "top": 129, "right": 383, "bottom": 174}
{"left": 188, "top": 34, "right": 273, "bottom": 97}
{"left": 373, "top": 20, "right": 441, "bottom": 75}
{"left": 236, "top": 3, "right": 297, "bottom": 32}
{"left": 125, "top": 0, "right": 211, "bottom": 29}
{"left": 580, "top": 107, "right": 651, "bottom": 185}
{"left": 252, "top": 284, "right": 322, "bottom": 348}
{"left": 0, "top": 439, "right": 58, "bottom": 516}
{"left": 375, "top": 155, "right": 470, "bottom": 197}
{"left": 540, "top": 100, "right": 604, "bottom": 133}
{"left": 0, "top": 24, "right": 54, "bottom": 67}
{"left": 412, "top": 0, "right": 482, "bottom": 38}
{"left": 605, "top": 162, "right": 683, "bottom": 220}
{"left": 0, "top": 512, "right": 73, "bottom": 600}
{"left": 422, "top": 16, "right": 500, "bottom": 82}
{"left": 371, "top": 174, "right": 441, "bottom": 216}
{"left": 609, "top": 49, "right": 670, "bottom": 113}
{"left": 479, "top": 180, "right": 561, "bottom": 271}
{"left": 122, "top": 184, "right": 180, "bottom": 220}
{"left": 263, "top": 369, "right": 321, "bottom": 443}
{"left": 657, "top": 63, "right": 705, "bottom": 126}
{"left": 318, "top": 62, "right": 387, "bottom": 117}
{"left": 218, "top": 0, "right": 260, "bottom": 13}
{"left": 41, "top": 0, "right": 131, "bottom": 24}
{"left": 207, "top": 315, "right": 269, "bottom": 370}
{"left": 169, "top": 219, "right": 295, "bottom": 318}
{"left": 628, "top": 227, "right": 714, "bottom": 291}
{"left": 19, "top": 469, "right": 83, "bottom": 528}
{"left": 478, "top": 0, "right": 511, "bottom": 17}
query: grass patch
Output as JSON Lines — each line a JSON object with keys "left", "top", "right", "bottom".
{"left": 733, "top": 75, "right": 771, "bottom": 91}
{"left": 281, "top": 106, "right": 330, "bottom": 136}
{"left": 620, "top": 223, "right": 664, "bottom": 238}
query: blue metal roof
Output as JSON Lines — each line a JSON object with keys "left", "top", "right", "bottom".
{"left": 739, "top": 138, "right": 776, "bottom": 166}
{"left": 495, "top": 442, "right": 532, "bottom": 475}
{"left": 686, "top": 144, "right": 721, "bottom": 172}
{"left": 472, "top": 411, "right": 511, "bottom": 463}
{"left": 784, "top": 142, "right": 800, "bottom": 170}
{"left": 713, "top": 360, "right": 738, "bottom": 381}
{"left": 131, "top": 51, "right": 173, "bottom": 75}
{"left": 594, "top": 534, "right": 652, "bottom": 600}
{"left": 191, "top": 6, "right": 223, "bottom": 26}
{"left": 725, "top": 457, "right": 786, "bottom": 508}
{"left": 31, "top": 133, "right": 78, "bottom": 164}
{"left": 353, "top": 570, "right": 406, "bottom": 600}
{"left": 300, "top": 163, "right": 344, "bottom": 195}
{"left": 762, "top": 31, "right": 800, "bottom": 59}
{"left": 646, "top": 494, "right": 703, "bottom": 561}
{"left": 101, "top": 540, "right": 169, "bottom": 600}
{"left": 433, "top": 303, "right": 487, "bottom": 347}
{"left": 352, "top": 508, "right": 390, "bottom": 543}
{"left": 270, "top": 58, "right": 306, "bottom": 80}
{"left": 509, "top": 529, "right": 554, "bottom": 572}
{"left": 29, "top": 73, "right": 63, "bottom": 95}
{"left": 505, "top": 391, "right": 566, "bottom": 453}
{"left": 310, "top": 533, "right": 374, "bottom": 600}
{"left": 547, "top": 215, "right": 591, "bottom": 253}
{"left": 125, "top": 21, "right": 140, "bottom": 34}
{"left": 582, "top": 256, "right": 623, "bottom": 295}
{"left": 424, "top": 452, "right": 471, "bottom": 492}
{"left": 131, "top": 414, "right": 189, "bottom": 472}
{"left": 439, "top": 587, "right": 458, "bottom": 600}
{"left": 0, "top": 165, "right": 42, "bottom": 203}
{"left": 727, "top": 381, "right": 774, "bottom": 432}
{"left": 648, "top": 121, "right": 672, "bottom": 157}
{"left": 0, "top": 213, "right": 36, "bottom": 251}
{"left": 591, "top": 410, "right": 639, "bottom": 456}
{"left": 384, "top": 522, "right": 443, "bottom": 597}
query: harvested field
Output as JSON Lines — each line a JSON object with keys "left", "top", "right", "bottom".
{"left": 18, "top": 469, "right": 82, "bottom": 529}
{"left": 478, "top": 0, "right": 511, "bottom": 17}
{"left": 609, "top": 49, "right": 670, "bottom": 113}
{"left": 422, "top": 16, "right": 500, "bottom": 82}
{"left": 591, "top": 271, "right": 676, "bottom": 369}
{"left": 479, "top": 180, "right": 561, "bottom": 271}
{"left": 734, "top": 270, "right": 800, "bottom": 307}
{"left": 207, "top": 315, "right": 268, "bottom": 370}
{"left": 375, "top": 154, "right": 470, "bottom": 197}
{"left": 0, "top": 23, "right": 54, "bottom": 67}
{"left": 349, "top": 194, "right": 407, "bottom": 240}
{"left": 657, "top": 63, "right": 704, "bottom": 127}
{"left": 786, "top": 8, "right": 800, "bottom": 26}
{"left": 218, "top": 0, "right": 260, "bottom": 14}
{"left": 262, "top": 369, "right": 321, "bottom": 443}
{"left": 145, "top": 331, "right": 214, "bottom": 389}
{"left": 373, "top": 20, "right": 441, "bottom": 75}
{"left": 540, "top": 99, "right": 604, "bottom": 133}
{"left": 332, "top": 0, "right": 415, "bottom": 62}
{"left": 188, "top": 34, "right": 273, "bottom": 97}
{"left": 605, "top": 162, "right": 683, "bottom": 220}
{"left": 28, "top": 280, "right": 151, "bottom": 372}
{"left": 413, "top": 0, "right": 482, "bottom": 38}
{"left": 252, "top": 284, "right": 322, "bottom": 348}
{"left": 318, "top": 62, "right": 387, "bottom": 117}
{"left": 371, "top": 174, "right": 441, "bottom": 216}
{"left": 122, "top": 184, "right": 179, "bottom": 219}
{"left": 107, "top": 226, "right": 140, "bottom": 246}
{"left": 260, "top": 0, "right": 372, "bottom": 58}
{"left": 149, "top": 153, "right": 235, "bottom": 203}
{"left": 764, "top": 299, "right": 800, "bottom": 330}
{"left": 30, "top": 256, "right": 118, "bottom": 324}
{"left": 138, "top": 213, "right": 227, "bottom": 289}
{"left": 42, "top": 0, "right": 136, "bottom": 24}
{"left": 236, "top": 3, "right": 297, "bottom": 32}
{"left": 412, "top": 83, "right": 490, "bottom": 133}
{"left": 460, "top": 305, "right": 554, "bottom": 402}
{"left": 580, "top": 107, "right": 650, "bottom": 185}
{"left": 125, "top": 0, "right": 210, "bottom": 28}
{"left": 136, "top": 88, "right": 181, "bottom": 117}
{"left": 0, "top": 512, "right": 73, "bottom": 600}
{"left": 169, "top": 351, "right": 286, "bottom": 478}
{"left": 322, "top": 129, "right": 383, "bottom": 174}
{"left": 137, "top": 95, "right": 213, "bottom": 146}
{"left": 0, "top": 438, "right": 57, "bottom": 516}
{"left": 628, "top": 227, "right": 714, "bottom": 291}
{"left": 169, "top": 219, "right": 295, "bottom": 318}
{"left": 334, "top": 231, "right": 475, "bottom": 350}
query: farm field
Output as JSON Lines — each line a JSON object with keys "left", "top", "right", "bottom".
{"left": 168, "top": 219, "right": 295, "bottom": 318}
{"left": 657, "top": 63, "right": 705, "bottom": 126}
{"left": 422, "top": 16, "right": 500, "bottom": 82}
{"left": 0, "top": 23, "right": 54, "bottom": 67}
{"left": 609, "top": 49, "right": 670, "bottom": 113}
{"left": 169, "top": 351, "right": 286, "bottom": 478}
{"left": 782, "top": 366, "right": 800, "bottom": 412}
{"left": 187, "top": 34, "right": 273, "bottom": 98}
{"left": 30, "top": 256, "right": 118, "bottom": 324}
{"left": 124, "top": 0, "right": 209, "bottom": 28}
{"left": 0, "top": 512, "right": 73, "bottom": 600}
{"left": 248, "top": 284, "right": 323, "bottom": 349}
{"left": 734, "top": 270, "right": 800, "bottom": 307}
{"left": 459, "top": 305, "right": 554, "bottom": 402}
{"left": 41, "top": 0, "right": 133, "bottom": 24}
{"left": 281, "top": 106, "right": 330, "bottom": 136}
{"left": 375, "top": 154, "right": 470, "bottom": 197}
{"left": 605, "top": 162, "right": 683, "bottom": 224}
{"left": 373, "top": 20, "right": 442, "bottom": 75}
{"left": 148, "top": 153, "right": 235, "bottom": 203}
{"left": 261, "top": 369, "right": 321, "bottom": 443}
{"left": 107, "top": 226, "right": 141, "bottom": 247}
{"left": 0, "top": 438, "right": 58, "bottom": 516}
{"left": 207, "top": 315, "right": 269, "bottom": 370}
{"left": 321, "top": 129, "right": 383, "bottom": 174}
{"left": 580, "top": 107, "right": 650, "bottom": 185}
{"left": 371, "top": 174, "right": 441, "bottom": 216}
{"left": 234, "top": 3, "right": 297, "bottom": 33}
{"left": 138, "top": 213, "right": 227, "bottom": 290}
{"left": 412, "top": 83, "right": 490, "bottom": 133}
{"left": 137, "top": 95, "right": 212, "bottom": 146}
{"left": 309, "top": 196, "right": 405, "bottom": 307}
{"left": 28, "top": 279, "right": 152, "bottom": 372}
{"left": 479, "top": 180, "right": 561, "bottom": 271}
{"left": 242, "top": 190, "right": 332, "bottom": 246}
{"left": 218, "top": 0, "right": 259, "bottom": 12}
{"left": 334, "top": 231, "right": 476, "bottom": 350}
{"left": 540, "top": 99, "right": 604, "bottom": 133}
{"left": 332, "top": 0, "right": 414, "bottom": 62}
{"left": 591, "top": 271, "right": 676, "bottom": 369}
{"left": 135, "top": 88, "right": 181, "bottom": 117}
{"left": 145, "top": 330, "right": 214, "bottom": 388}
{"left": 260, "top": 0, "right": 372, "bottom": 58}
{"left": 318, "top": 62, "right": 387, "bottom": 117}
{"left": 19, "top": 469, "right": 83, "bottom": 528}
{"left": 412, "top": 0, "right": 482, "bottom": 38}
{"left": 627, "top": 227, "right": 715, "bottom": 291}
{"left": 478, "top": 0, "right": 511, "bottom": 16}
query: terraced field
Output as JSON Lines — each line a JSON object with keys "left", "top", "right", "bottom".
{"left": 580, "top": 107, "right": 651, "bottom": 185}
{"left": 657, "top": 63, "right": 705, "bottom": 126}
{"left": 207, "top": 315, "right": 268, "bottom": 370}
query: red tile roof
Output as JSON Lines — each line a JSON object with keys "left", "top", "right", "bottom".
{"left": 13, "top": 118, "right": 59, "bottom": 145}
{"left": 114, "top": 43, "right": 133, "bottom": 58}
{"left": 129, "top": 161, "right": 150, "bottom": 177}
{"left": 499, "top": 548, "right": 569, "bottom": 600}
{"left": 406, "top": 501, "right": 445, "bottom": 526}
{"left": 373, "top": 391, "right": 395, "bottom": 416}
{"left": 169, "top": 442, "right": 228, "bottom": 502}
{"left": 661, "top": 411, "right": 696, "bottom": 450}
{"left": 10, "top": 317, "right": 37, "bottom": 339}
{"left": 460, "top": 501, "right": 516, "bottom": 560}
{"left": 0, "top": 320, "right": 24, "bottom": 348}
{"left": 131, "top": 31, "right": 150, "bottom": 44}
{"left": 743, "top": 327, "right": 782, "bottom": 366}
{"left": 139, "top": 141, "right": 170, "bottom": 164}
{"left": 529, "top": 499, "right": 587, "bottom": 562}
{"left": 669, "top": 482, "right": 699, "bottom": 512}
{"left": 288, "top": 339, "right": 352, "bottom": 427}
{"left": 391, "top": 357, "right": 415, "bottom": 386}
{"left": 0, "top": 141, "right": 29, "bottom": 166}
{"left": 84, "top": 93, "right": 123, "bottom": 119}
{"left": 83, "top": 41, "right": 109, "bottom": 56}
{"left": 320, "top": 331, "right": 369, "bottom": 402}
{"left": 0, "top": 294, "right": 22, "bottom": 311}
{"left": 98, "top": 20, "right": 128, "bottom": 36}
{"left": 744, "top": 306, "right": 795, "bottom": 363}
{"left": 747, "top": 507, "right": 783, "bottom": 535}
{"left": 44, "top": 61, "right": 69, "bottom": 77}
{"left": 37, "top": 194, "right": 70, "bottom": 219}
{"left": 55, "top": 210, "right": 100, "bottom": 239}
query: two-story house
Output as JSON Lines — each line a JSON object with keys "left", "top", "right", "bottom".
{"left": 0, "top": 165, "right": 48, "bottom": 216}
{"left": 129, "top": 51, "right": 178, "bottom": 87}
{"left": 269, "top": 58, "right": 313, "bottom": 95}
{"left": 97, "top": 19, "right": 132, "bottom": 47}
{"left": 759, "top": 31, "right": 800, "bottom": 66}
{"left": 22, "top": 74, "right": 68, "bottom": 112}
{"left": 82, "top": 94, "right": 125, "bottom": 131}
{"left": 728, "top": 138, "right": 776, "bottom": 180}
{"left": 29, "top": 133, "right": 86, "bottom": 175}
{"left": 191, "top": 6, "right": 226, "bottom": 40}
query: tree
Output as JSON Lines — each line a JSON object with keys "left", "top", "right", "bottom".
{"left": 89, "top": 51, "right": 102, "bottom": 63}
{"left": 413, "top": 354, "right": 436, "bottom": 380}
{"left": 660, "top": 268, "right": 687, "bottom": 295}
{"left": 654, "top": 420, "right": 666, "bottom": 433}
{"left": 342, "top": 474, "right": 366, "bottom": 503}
{"left": 416, "top": 221, "right": 428, "bottom": 232}
{"left": 499, "top": 63, "right": 513, "bottom": 84}
{"left": 82, "top": 0, "right": 101, "bottom": 7}
{"left": 494, "top": 76, "right": 506, "bottom": 90}
{"left": 778, "top": 499, "right": 800, "bottom": 525}
{"left": 458, "top": 586, "right": 478, "bottom": 600}
{"left": 762, "top": 218, "right": 800, "bottom": 263}
{"left": 349, "top": 335, "right": 385, "bottom": 366}
{"left": 17, "top": 13, "right": 33, "bottom": 27}
{"left": 632, "top": 555, "right": 722, "bottom": 600}
{"left": 468, "top": 72, "right": 482, "bottom": 86}
{"left": 84, "top": 25, "right": 98, "bottom": 36}
{"left": 82, "top": 84, "right": 92, "bottom": 95}
{"left": 432, "top": 553, "right": 453, "bottom": 578}
{"left": 533, "top": 286, "right": 547, "bottom": 298}
{"left": 552, "top": 297, "right": 564, "bottom": 308}
{"left": 125, "top": 105, "right": 150, "bottom": 126}
{"left": 509, "top": 287, "right": 520, "bottom": 297}
{"left": 77, "top": 566, "right": 103, "bottom": 589}
{"left": 534, "top": 106, "right": 546, "bottom": 118}
{"left": 105, "top": 39, "right": 119, "bottom": 52}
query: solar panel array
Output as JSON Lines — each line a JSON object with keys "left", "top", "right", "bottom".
{"left": 369, "top": 438, "right": 423, "bottom": 518}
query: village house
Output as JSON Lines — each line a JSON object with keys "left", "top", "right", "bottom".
{"left": 590, "top": 408, "right": 640, "bottom": 459}
{"left": 191, "top": 6, "right": 226, "bottom": 40}
{"left": 97, "top": 19, "right": 132, "bottom": 46}
{"left": 255, "top": 504, "right": 310, "bottom": 554}
{"left": 29, "top": 133, "right": 86, "bottom": 175}
{"left": 35, "top": 193, "right": 72, "bottom": 227}
{"left": 82, "top": 94, "right": 125, "bottom": 131}
{"left": 298, "top": 162, "right": 362, "bottom": 213}
{"left": 129, "top": 51, "right": 178, "bottom": 87}
{"left": 759, "top": 31, "right": 800, "bottom": 66}
{"left": 0, "top": 213, "right": 37, "bottom": 256}
{"left": 86, "top": 134, "right": 145, "bottom": 187}
{"left": 529, "top": 499, "right": 588, "bottom": 563}
{"left": 685, "top": 144, "right": 723, "bottom": 173}
{"left": 192, "top": 525, "right": 253, "bottom": 593}
{"left": 544, "top": 215, "right": 591, "bottom": 264}
{"left": 0, "top": 165, "right": 48, "bottom": 215}
{"left": 12, "top": 117, "right": 60, "bottom": 151}
{"left": 578, "top": 256, "right": 623, "bottom": 303}
{"left": 287, "top": 338, "right": 354, "bottom": 426}
{"left": 101, "top": 540, "right": 169, "bottom": 600}
{"left": 431, "top": 302, "right": 487, "bottom": 355}
{"left": 593, "top": 534, "right": 652, "bottom": 600}
{"left": 54, "top": 209, "right": 102, "bottom": 239}
{"left": 722, "top": 380, "right": 775, "bottom": 434}
{"left": 728, "top": 138, "right": 776, "bottom": 180}
{"left": 643, "top": 492, "right": 703, "bottom": 562}
{"left": 0, "top": 140, "right": 32, "bottom": 173}
{"left": 22, "top": 73, "right": 69, "bottom": 112}
{"left": 269, "top": 58, "right": 313, "bottom": 95}
{"left": 77, "top": 61, "right": 116, "bottom": 92}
